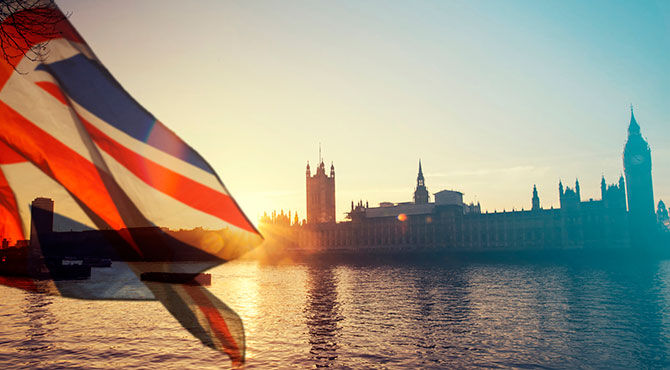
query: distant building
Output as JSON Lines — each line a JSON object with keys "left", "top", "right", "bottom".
{"left": 559, "top": 179, "right": 581, "bottom": 209}
{"left": 30, "top": 197, "right": 54, "bottom": 238}
{"left": 306, "top": 151, "right": 335, "bottom": 224}
{"left": 345, "top": 164, "right": 480, "bottom": 223}
{"left": 658, "top": 200, "right": 669, "bottom": 229}
{"left": 301, "top": 173, "right": 631, "bottom": 251}
{"left": 463, "top": 201, "right": 482, "bottom": 214}
{"left": 413, "top": 160, "right": 429, "bottom": 204}
{"left": 623, "top": 108, "right": 656, "bottom": 232}
{"left": 601, "top": 175, "right": 627, "bottom": 210}
{"left": 531, "top": 185, "right": 541, "bottom": 211}
{"left": 295, "top": 109, "right": 663, "bottom": 251}
{"left": 434, "top": 189, "right": 463, "bottom": 206}
{"left": 260, "top": 210, "right": 300, "bottom": 227}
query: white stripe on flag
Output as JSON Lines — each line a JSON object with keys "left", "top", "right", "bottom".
{"left": 98, "top": 150, "right": 232, "bottom": 231}
{"left": 1, "top": 162, "right": 97, "bottom": 235}
{"left": 65, "top": 97, "right": 227, "bottom": 194}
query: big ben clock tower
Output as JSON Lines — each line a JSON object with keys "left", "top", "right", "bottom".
{"left": 623, "top": 107, "right": 655, "bottom": 232}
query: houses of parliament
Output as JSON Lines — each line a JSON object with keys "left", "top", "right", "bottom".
{"left": 261, "top": 109, "right": 669, "bottom": 252}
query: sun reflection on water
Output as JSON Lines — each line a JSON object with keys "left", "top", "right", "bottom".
{"left": 2, "top": 259, "right": 670, "bottom": 368}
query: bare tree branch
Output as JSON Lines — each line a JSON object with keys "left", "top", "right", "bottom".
{"left": 0, "top": 0, "right": 69, "bottom": 71}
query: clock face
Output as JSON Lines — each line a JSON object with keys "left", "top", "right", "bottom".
{"left": 630, "top": 154, "right": 645, "bottom": 165}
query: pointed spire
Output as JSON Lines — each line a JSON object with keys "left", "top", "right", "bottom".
{"left": 414, "top": 159, "right": 429, "bottom": 204}
{"left": 319, "top": 142, "right": 323, "bottom": 164}
{"left": 418, "top": 159, "right": 424, "bottom": 180}
{"left": 628, "top": 105, "right": 641, "bottom": 135}
{"left": 575, "top": 178, "right": 581, "bottom": 200}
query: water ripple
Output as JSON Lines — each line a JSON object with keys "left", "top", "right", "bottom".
{"left": 2, "top": 259, "right": 670, "bottom": 368}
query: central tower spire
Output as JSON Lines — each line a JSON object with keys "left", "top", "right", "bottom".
{"left": 417, "top": 159, "right": 424, "bottom": 185}
{"left": 414, "top": 159, "right": 429, "bottom": 204}
{"left": 319, "top": 142, "right": 322, "bottom": 164}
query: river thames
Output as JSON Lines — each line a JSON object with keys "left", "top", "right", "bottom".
{"left": 2, "top": 257, "right": 670, "bottom": 368}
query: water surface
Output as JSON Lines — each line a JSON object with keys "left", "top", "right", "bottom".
{"left": 2, "top": 257, "right": 670, "bottom": 368}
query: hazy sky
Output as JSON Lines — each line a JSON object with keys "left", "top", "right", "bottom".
{"left": 56, "top": 0, "right": 670, "bottom": 223}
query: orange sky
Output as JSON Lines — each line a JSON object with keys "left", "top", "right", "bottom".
{"left": 57, "top": 1, "right": 670, "bottom": 224}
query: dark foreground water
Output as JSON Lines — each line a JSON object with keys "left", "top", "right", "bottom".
{"left": 3, "top": 257, "right": 670, "bottom": 368}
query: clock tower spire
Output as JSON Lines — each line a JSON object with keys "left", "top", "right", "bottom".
{"left": 623, "top": 107, "right": 655, "bottom": 236}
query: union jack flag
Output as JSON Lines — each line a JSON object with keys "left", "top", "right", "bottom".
{"left": 0, "top": 1, "right": 261, "bottom": 366}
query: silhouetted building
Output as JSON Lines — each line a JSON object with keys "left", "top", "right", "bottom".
{"left": 276, "top": 109, "right": 667, "bottom": 253}
{"left": 342, "top": 168, "right": 474, "bottom": 225}
{"left": 306, "top": 150, "right": 335, "bottom": 224}
{"left": 434, "top": 190, "right": 463, "bottom": 207}
{"left": 414, "top": 160, "right": 429, "bottom": 204}
{"left": 463, "top": 201, "right": 482, "bottom": 215}
{"left": 295, "top": 110, "right": 666, "bottom": 252}
{"left": 260, "top": 210, "right": 300, "bottom": 227}
{"left": 30, "top": 197, "right": 54, "bottom": 238}
{"left": 531, "top": 185, "right": 540, "bottom": 211}
{"left": 601, "top": 175, "right": 627, "bottom": 210}
{"left": 559, "top": 179, "right": 581, "bottom": 209}
{"left": 299, "top": 169, "right": 631, "bottom": 251}
{"left": 623, "top": 108, "right": 656, "bottom": 233}
{"left": 658, "top": 200, "right": 669, "bottom": 229}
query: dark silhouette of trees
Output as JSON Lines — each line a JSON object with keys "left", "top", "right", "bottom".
{"left": 0, "top": 0, "right": 68, "bottom": 69}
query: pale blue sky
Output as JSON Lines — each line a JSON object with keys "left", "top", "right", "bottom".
{"left": 57, "top": 0, "right": 670, "bottom": 222}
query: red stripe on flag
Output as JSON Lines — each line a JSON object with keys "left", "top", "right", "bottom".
{"left": 35, "top": 81, "right": 68, "bottom": 105}
{"left": 182, "top": 285, "right": 244, "bottom": 366}
{"left": 36, "top": 81, "right": 257, "bottom": 234}
{"left": 0, "top": 166, "right": 24, "bottom": 241}
{"left": 0, "top": 101, "right": 141, "bottom": 254}
{"left": 86, "top": 120, "right": 257, "bottom": 233}
{"left": 0, "top": 7, "right": 85, "bottom": 88}
{"left": 0, "top": 139, "right": 26, "bottom": 164}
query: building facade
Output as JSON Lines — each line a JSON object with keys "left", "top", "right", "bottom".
{"left": 30, "top": 197, "right": 54, "bottom": 238}
{"left": 414, "top": 160, "right": 429, "bottom": 204}
{"left": 623, "top": 108, "right": 656, "bottom": 235}
{"left": 299, "top": 175, "right": 632, "bottom": 252}
{"left": 306, "top": 156, "right": 336, "bottom": 224}
{"left": 292, "top": 110, "right": 665, "bottom": 252}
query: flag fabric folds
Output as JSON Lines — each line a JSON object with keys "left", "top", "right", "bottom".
{"left": 0, "top": 1, "right": 261, "bottom": 366}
